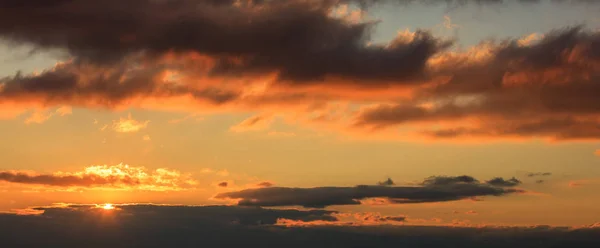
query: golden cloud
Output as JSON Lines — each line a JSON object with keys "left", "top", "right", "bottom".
{"left": 0, "top": 164, "right": 197, "bottom": 191}
{"left": 113, "top": 113, "right": 150, "bottom": 133}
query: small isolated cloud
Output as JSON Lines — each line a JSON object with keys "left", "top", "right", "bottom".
{"left": 257, "top": 182, "right": 274, "bottom": 188}
{"left": 527, "top": 172, "right": 552, "bottom": 177}
{"left": 113, "top": 113, "right": 150, "bottom": 133}
{"left": 100, "top": 124, "right": 108, "bottom": 131}
{"left": 216, "top": 175, "right": 523, "bottom": 208}
{"left": 442, "top": 15, "right": 460, "bottom": 30}
{"left": 229, "top": 114, "right": 273, "bottom": 133}
{"left": 218, "top": 182, "right": 229, "bottom": 188}
{"left": 24, "top": 106, "right": 72, "bottom": 124}
{"left": 0, "top": 164, "right": 196, "bottom": 191}
{"left": 143, "top": 135, "right": 151, "bottom": 141}
{"left": 168, "top": 113, "right": 204, "bottom": 124}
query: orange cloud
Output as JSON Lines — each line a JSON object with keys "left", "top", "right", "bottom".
{"left": 23, "top": 106, "right": 72, "bottom": 124}
{"left": 113, "top": 113, "right": 150, "bottom": 133}
{"left": 229, "top": 114, "right": 273, "bottom": 133}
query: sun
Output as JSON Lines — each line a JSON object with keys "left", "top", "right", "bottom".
{"left": 102, "top": 203, "right": 115, "bottom": 210}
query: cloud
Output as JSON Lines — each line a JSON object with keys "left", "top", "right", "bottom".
{"left": 168, "top": 113, "right": 204, "bottom": 124}
{"left": 215, "top": 175, "right": 523, "bottom": 208}
{"left": 257, "top": 181, "right": 275, "bottom": 188}
{"left": 422, "top": 175, "right": 479, "bottom": 186}
{"left": 55, "top": 106, "right": 72, "bottom": 116}
{"left": 0, "top": 204, "right": 598, "bottom": 248}
{"left": 377, "top": 177, "right": 395, "bottom": 186}
{"left": 23, "top": 106, "right": 72, "bottom": 124}
{"left": 527, "top": 172, "right": 552, "bottom": 177}
{"left": 0, "top": 2, "right": 599, "bottom": 142}
{"left": 99, "top": 124, "right": 108, "bottom": 131}
{"left": 354, "top": 26, "right": 600, "bottom": 141}
{"left": 0, "top": 164, "right": 197, "bottom": 191}
{"left": 229, "top": 114, "right": 273, "bottom": 132}
{"left": 486, "top": 177, "right": 522, "bottom": 187}
{"left": 142, "top": 135, "right": 151, "bottom": 141}
{"left": 218, "top": 182, "right": 229, "bottom": 188}
{"left": 23, "top": 109, "right": 53, "bottom": 124}
{"left": 0, "top": 0, "right": 449, "bottom": 83}
{"left": 113, "top": 113, "right": 149, "bottom": 133}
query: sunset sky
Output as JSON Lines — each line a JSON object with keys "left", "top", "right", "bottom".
{"left": 1, "top": 1, "right": 600, "bottom": 241}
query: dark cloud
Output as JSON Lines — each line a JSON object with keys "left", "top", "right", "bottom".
{"left": 218, "top": 182, "right": 229, "bottom": 187}
{"left": 354, "top": 27, "right": 600, "bottom": 140}
{"left": 486, "top": 177, "right": 522, "bottom": 187}
{"left": 0, "top": 204, "right": 598, "bottom": 248}
{"left": 257, "top": 181, "right": 275, "bottom": 187}
{"left": 216, "top": 175, "right": 522, "bottom": 208}
{"left": 528, "top": 172, "right": 552, "bottom": 177}
{"left": 422, "top": 175, "right": 479, "bottom": 186}
{"left": 377, "top": 177, "right": 395, "bottom": 186}
{"left": 361, "top": 213, "right": 407, "bottom": 222}
{"left": 0, "top": 0, "right": 450, "bottom": 84}
{"left": 0, "top": 60, "right": 240, "bottom": 108}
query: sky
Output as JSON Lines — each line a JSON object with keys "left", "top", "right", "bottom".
{"left": 1, "top": 1, "right": 600, "bottom": 246}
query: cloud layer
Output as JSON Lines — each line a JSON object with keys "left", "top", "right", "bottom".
{"left": 1, "top": 204, "right": 598, "bottom": 248}
{"left": 1, "top": 1, "right": 600, "bottom": 142}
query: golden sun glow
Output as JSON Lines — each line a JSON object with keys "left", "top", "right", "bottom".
{"left": 102, "top": 203, "right": 114, "bottom": 210}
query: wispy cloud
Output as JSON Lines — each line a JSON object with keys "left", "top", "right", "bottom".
{"left": 229, "top": 114, "right": 273, "bottom": 133}
{"left": 168, "top": 113, "right": 204, "bottom": 124}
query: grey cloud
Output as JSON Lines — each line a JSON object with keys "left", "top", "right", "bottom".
{"left": 0, "top": 0, "right": 450, "bottom": 83}
{"left": 0, "top": 60, "right": 240, "bottom": 107}
{"left": 377, "top": 178, "right": 395, "bottom": 186}
{"left": 486, "top": 177, "right": 522, "bottom": 187}
{"left": 257, "top": 181, "right": 275, "bottom": 187}
{"left": 215, "top": 175, "right": 522, "bottom": 208}
{"left": 527, "top": 172, "right": 552, "bottom": 177}
{"left": 422, "top": 175, "right": 479, "bottom": 186}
